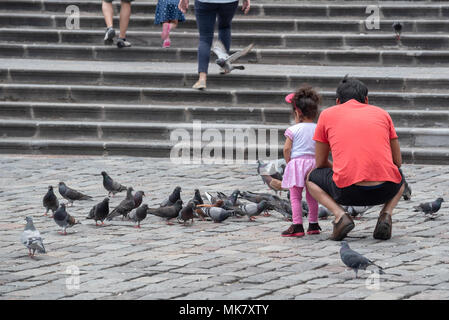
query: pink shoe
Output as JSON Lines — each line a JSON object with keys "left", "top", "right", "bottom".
{"left": 163, "top": 39, "right": 171, "bottom": 48}
{"left": 161, "top": 23, "right": 171, "bottom": 40}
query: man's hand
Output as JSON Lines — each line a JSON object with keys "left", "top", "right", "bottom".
{"left": 178, "top": 0, "right": 189, "bottom": 14}
{"left": 242, "top": 0, "right": 251, "bottom": 14}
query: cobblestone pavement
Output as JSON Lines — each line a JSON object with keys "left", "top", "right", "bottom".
{"left": 0, "top": 154, "right": 448, "bottom": 300}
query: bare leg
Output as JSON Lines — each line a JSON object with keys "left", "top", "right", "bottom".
{"left": 119, "top": 1, "right": 131, "bottom": 39}
{"left": 102, "top": 1, "right": 114, "bottom": 28}
{"left": 306, "top": 178, "right": 346, "bottom": 223}
{"left": 381, "top": 184, "right": 405, "bottom": 216}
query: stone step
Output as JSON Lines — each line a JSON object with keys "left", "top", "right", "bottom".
{"left": 2, "top": 83, "right": 449, "bottom": 109}
{"left": 3, "top": 66, "right": 449, "bottom": 93}
{"left": 3, "top": 13, "right": 449, "bottom": 34}
{"left": 1, "top": 102, "right": 448, "bottom": 128}
{"left": 2, "top": 1, "right": 449, "bottom": 19}
{"left": 2, "top": 28, "right": 447, "bottom": 50}
{"left": 0, "top": 118, "right": 448, "bottom": 149}
{"left": 4, "top": 43, "right": 449, "bottom": 67}
{"left": 0, "top": 137, "right": 447, "bottom": 165}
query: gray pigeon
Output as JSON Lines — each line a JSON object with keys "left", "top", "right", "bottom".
{"left": 413, "top": 197, "right": 444, "bottom": 219}
{"left": 204, "top": 191, "right": 218, "bottom": 205}
{"left": 128, "top": 204, "right": 149, "bottom": 228}
{"left": 240, "top": 191, "right": 291, "bottom": 220}
{"left": 177, "top": 200, "right": 198, "bottom": 225}
{"left": 217, "top": 190, "right": 242, "bottom": 209}
{"left": 58, "top": 182, "right": 93, "bottom": 206}
{"left": 101, "top": 171, "right": 127, "bottom": 197}
{"left": 212, "top": 40, "right": 255, "bottom": 74}
{"left": 43, "top": 185, "right": 59, "bottom": 217}
{"left": 133, "top": 190, "right": 146, "bottom": 209}
{"left": 344, "top": 206, "right": 371, "bottom": 220}
{"left": 318, "top": 206, "right": 332, "bottom": 220}
{"left": 106, "top": 187, "right": 135, "bottom": 221}
{"left": 235, "top": 200, "right": 271, "bottom": 221}
{"left": 53, "top": 203, "right": 79, "bottom": 235}
{"left": 148, "top": 199, "right": 183, "bottom": 225}
{"left": 257, "top": 160, "right": 287, "bottom": 194}
{"left": 402, "top": 180, "right": 412, "bottom": 201}
{"left": 87, "top": 197, "right": 110, "bottom": 226}
{"left": 21, "top": 217, "right": 46, "bottom": 258}
{"left": 340, "top": 241, "right": 385, "bottom": 278}
{"left": 160, "top": 186, "right": 181, "bottom": 207}
{"left": 197, "top": 206, "right": 236, "bottom": 223}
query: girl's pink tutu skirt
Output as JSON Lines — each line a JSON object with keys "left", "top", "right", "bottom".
{"left": 281, "top": 154, "right": 316, "bottom": 189}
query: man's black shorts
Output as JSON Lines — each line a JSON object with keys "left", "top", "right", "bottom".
{"left": 308, "top": 167, "right": 404, "bottom": 206}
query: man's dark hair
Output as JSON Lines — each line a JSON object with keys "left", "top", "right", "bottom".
{"left": 336, "top": 75, "right": 368, "bottom": 104}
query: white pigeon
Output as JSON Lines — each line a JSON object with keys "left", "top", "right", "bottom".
{"left": 212, "top": 40, "right": 255, "bottom": 74}
{"left": 21, "top": 217, "right": 46, "bottom": 258}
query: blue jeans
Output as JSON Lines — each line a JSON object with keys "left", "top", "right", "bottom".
{"left": 194, "top": 0, "right": 239, "bottom": 74}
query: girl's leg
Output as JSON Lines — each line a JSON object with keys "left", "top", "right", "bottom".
{"left": 290, "top": 186, "right": 303, "bottom": 225}
{"left": 306, "top": 186, "right": 319, "bottom": 223}
{"left": 216, "top": 1, "right": 239, "bottom": 52}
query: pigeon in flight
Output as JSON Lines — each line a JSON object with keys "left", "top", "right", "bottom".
{"left": 87, "top": 197, "right": 110, "bottom": 226}
{"left": 413, "top": 197, "right": 444, "bottom": 219}
{"left": 58, "top": 182, "right": 93, "bottom": 206}
{"left": 101, "top": 171, "right": 127, "bottom": 197}
{"left": 106, "top": 187, "right": 135, "bottom": 221}
{"left": 257, "top": 160, "right": 287, "bottom": 194}
{"left": 148, "top": 199, "right": 183, "bottom": 225}
{"left": 43, "top": 185, "right": 59, "bottom": 217}
{"left": 160, "top": 186, "right": 182, "bottom": 207}
{"left": 392, "top": 21, "right": 403, "bottom": 40}
{"left": 21, "top": 217, "right": 46, "bottom": 258}
{"left": 340, "top": 241, "right": 385, "bottom": 278}
{"left": 53, "top": 203, "right": 80, "bottom": 235}
{"left": 212, "top": 40, "right": 255, "bottom": 74}
{"left": 128, "top": 204, "right": 149, "bottom": 228}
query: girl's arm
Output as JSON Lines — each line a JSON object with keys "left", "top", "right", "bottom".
{"left": 283, "top": 137, "right": 293, "bottom": 164}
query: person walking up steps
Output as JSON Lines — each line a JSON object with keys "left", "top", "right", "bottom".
{"left": 102, "top": 0, "right": 133, "bottom": 48}
{"left": 281, "top": 86, "right": 321, "bottom": 238}
{"left": 156, "top": 0, "right": 186, "bottom": 48}
{"left": 178, "top": 0, "right": 251, "bottom": 89}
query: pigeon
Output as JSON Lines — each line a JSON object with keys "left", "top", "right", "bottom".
{"left": 133, "top": 190, "right": 146, "bottom": 209}
{"left": 392, "top": 21, "right": 403, "bottom": 40}
{"left": 101, "top": 171, "right": 127, "bottom": 197}
{"left": 106, "top": 187, "right": 135, "bottom": 221}
{"left": 318, "top": 206, "right": 332, "bottom": 220}
{"left": 257, "top": 160, "right": 287, "bottom": 194}
{"left": 148, "top": 199, "right": 183, "bottom": 225}
{"left": 53, "top": 203, "right": 80, "bottom": 235}
{"left": 217, "top": 190, "right": 242, "bottom": 209}
{"left": 240, "top": 191, "right": 291, "bottom": 220}
{"left": 21, "top": 217, "right": 46, "bottom": 258}
{"left": 197, "top": 206, "right": 236, "bottom": 223}
{"left": 160, "top": 186, "right": 181, "bottom": 207}
{"left": 212, "top": 40, "right": 255, "bottom": 74}
{"left": 235, "top": 200, "right": 271, "bottom": 221}
{"left": 204, "top": 191, "right": 217, "bottom": 205}
{"left": 340, "top": 241, "right": 385, "bottom": 278}
{"left": 128, "top": 204, "right": 149, "bottom": 228}
{"left": 193, "top": 189, "right": 204, "bottom": 205}
{"left": 402, "top": 180, "right": 412, "bottom": 201}
{"left": 58, "top": 182, "right": 93, "bottom": 206}
{"left": 413, "top": 197, "right": 444, "bottom": 219}
{"left": 43, "top": 185, "right": 59, "bottom": 217}
{"left": 177, "top": 200, "right": 198, "bottom": 225}
{"left": 344, "top": 206, "right": 371, "bottom": 220}
{"left": 87, "top": 197, "right": 110, "bottom": 226}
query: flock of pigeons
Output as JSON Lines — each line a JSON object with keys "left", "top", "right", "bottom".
{"left": 20, "top": 159, "right": 445, "bottom": 278}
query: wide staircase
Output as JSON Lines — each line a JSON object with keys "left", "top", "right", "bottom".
{"left": 0, "top": 0, "right": 448, "bottom": 164}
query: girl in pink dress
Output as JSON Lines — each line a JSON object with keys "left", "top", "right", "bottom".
{"left": 281, "top": 86, "right": 321, "bottom": 237}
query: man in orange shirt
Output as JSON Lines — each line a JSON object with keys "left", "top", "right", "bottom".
{"left": 306, "top": 76, "right": 405, "bottom": 241}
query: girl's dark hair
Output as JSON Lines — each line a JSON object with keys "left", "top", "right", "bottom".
{"left": 291, "top": 86, "right": 320, "bottom": 120}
